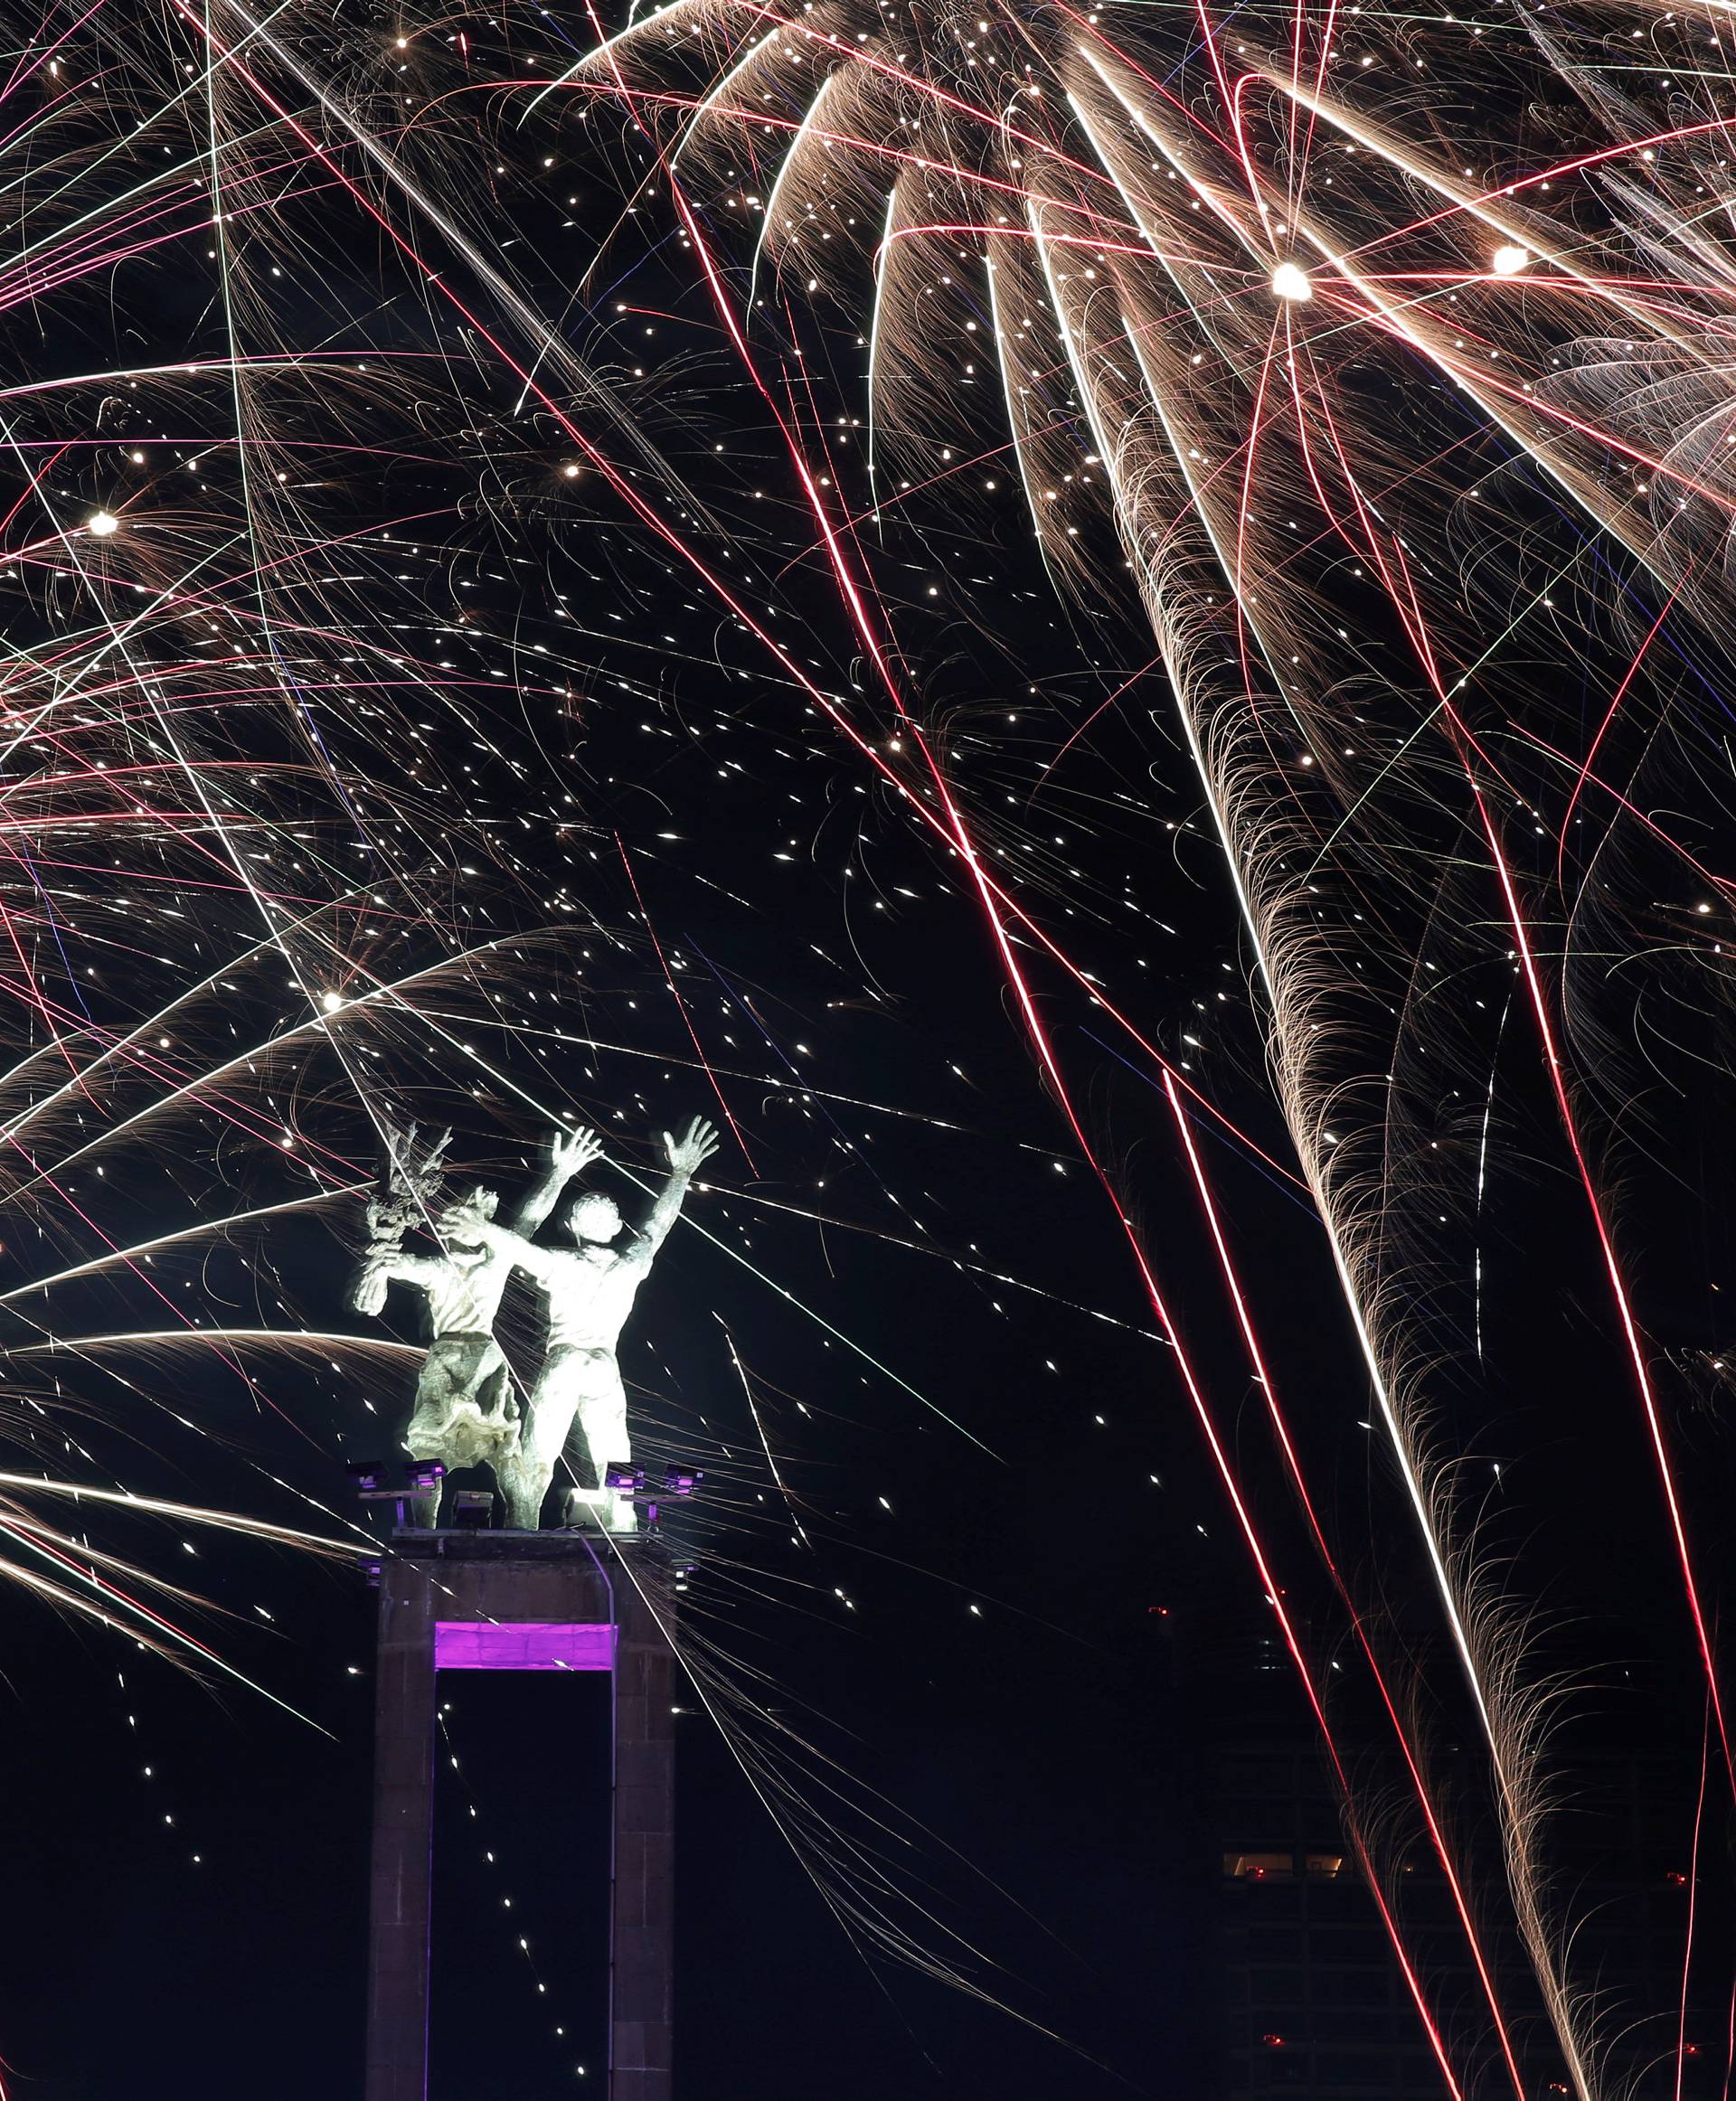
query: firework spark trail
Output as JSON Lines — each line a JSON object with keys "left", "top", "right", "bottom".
{"left": 412, "top": 667, "right": 1478, "bottom": 2099}
{"left": 1294, "top": 320, "right": 1714, "bottom": 2092}
{"left": 542, "top": 0, "right": 1736, "bottom": 2085}
{"left": 1326, "top": 371, "right": 1736, "bottom": 2027}
{"left": 162, "top": 0, "right": 1305, "bottom": 1278}
{"left": 1290, "top": 271, "right": 1736, "bottom": 1815}
{"left": 718, "top": 1319, "right": 810, "bottom": 1546}
{"left": 1026, "top": 216, "right": 1614, "bottom": 2084}
{"left": 5, "top": 0, "right": 1734, "bottom": 2074}
{"left": 0, "top": 0, "right": 873, "bottom": 1973}
{"left": 1466, "top": 770, "right": 1731, "bottom": 1776}
{"left": 561, "top": 124, "right": 1495, "bottom": 2044}
{"left": 0, "top": 0, "right": 627, "bottom": 1678}
{"left": 1018, "top": 1041, "right": 1473, "bottom": 2096}
{"left": 1164, "top": 1066, "right": 1533, "bottom": 2101}
{"left": 0, "top": 1499, "right": 344, "bottom": 1725}
{"left": 1677, "top": 1701, "right": 1712, "bottom": 2101}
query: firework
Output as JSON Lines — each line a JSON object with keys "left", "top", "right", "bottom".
{"left": 535, "top": 2, "right": 1736, "bottom": 2088}
{"left": 7, "top": 0, "right": 1736, "bottom": 2081}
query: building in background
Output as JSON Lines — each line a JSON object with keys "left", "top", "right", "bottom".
{"left": 1173, "top": 1611, "right": 1721, "bottom": 2100}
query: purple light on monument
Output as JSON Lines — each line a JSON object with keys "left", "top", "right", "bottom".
{"left": 433, "top": 1621, "right": 616, "bottom": 1672}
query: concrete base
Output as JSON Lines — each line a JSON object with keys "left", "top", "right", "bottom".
{"left": 363, "top": 1531, "right": 676, "bottom": 2101}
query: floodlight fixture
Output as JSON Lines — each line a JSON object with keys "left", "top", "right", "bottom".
{"left": 349, "top": 1456, "right": 444, "bottom": 1528}
{"left": 663, "top": 1466, "right": 703, "bottom": 1497}
{"left": 451, "top": 1490, "right": 495, "bottom": 1531}
{"left": 603, "top": 1461, "right": 644, "bottom": 1493}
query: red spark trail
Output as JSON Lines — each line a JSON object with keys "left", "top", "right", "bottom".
{"left": 1165, "top": 1066, "right": 1533, "bottom": 2101}
{"left": 1467, "top": 770, "right": 1734, "bottom": 1783}
{"left": 1676, "top": 1701, "right": 1712, "bottom": 2101}
{"left": 1293, "top": 239, "right": 1736, "bottom": 1796}
{"left": 1555, "top": 577, "right": 1688, "bottom": 890}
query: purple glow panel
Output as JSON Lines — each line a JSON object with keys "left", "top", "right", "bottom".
{"left": 433, "top": 1621, "right": 616, "bottom": 1672}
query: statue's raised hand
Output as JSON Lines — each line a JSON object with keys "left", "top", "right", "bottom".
{"left": 549, "top": 1124, "right": 604, "bottom": 1178}
{"left": 664, "top": 1116, "right": 720, "bottom": 1177}
{"left": 439, "top": 1187, "right": 500, "bottom": 1245}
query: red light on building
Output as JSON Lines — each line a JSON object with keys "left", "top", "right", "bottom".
{"left": 1261, "top": 2035, "right": 1285, "bottom": 2049}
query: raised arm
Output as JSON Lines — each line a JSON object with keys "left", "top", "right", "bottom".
{"left": 348, "top": 1242, "right": 444, "bottom": 1315}
{"left": 441, "top": 1204, "right": 567, "bottom": 1286}
{"left": 634, "top": 1117, "right": 720, "bottom": 1262}
{"left": 510, "top": 1125, "right": 605, "bottom": 1236}
{"left": 373, "top": 1249, "right": 448, "bottom": 1286}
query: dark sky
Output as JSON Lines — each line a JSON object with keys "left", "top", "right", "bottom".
{"left": 0, "top": 706, "right": 1720, "bottom": 2100}
{"left": 0, "top": 8, "right": 1733, "bottom": 2097}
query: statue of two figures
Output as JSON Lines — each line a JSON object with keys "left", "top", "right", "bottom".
{"left": 348, "top": 1116, "right": 719, "bottom": 1530}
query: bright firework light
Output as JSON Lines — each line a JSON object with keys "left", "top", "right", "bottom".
{"left": 8, "top": 0, "right": 1735, "bottom": 2073}
{"left": 548, "top": 0, "right": 1736, "bottom": 2089}
{"left": 0, "top": 0, "right": 1208, "bottom": 2053}
{"left": 1162, "top": 1069, "right": 1529, "bottom": 2101}
{"left": 546, "top": 29, "right": 1577, "bottom": 2087}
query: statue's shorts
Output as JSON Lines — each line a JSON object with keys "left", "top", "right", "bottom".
{"left": 404, "top": 1333, "right": 515, "bottom": 1471}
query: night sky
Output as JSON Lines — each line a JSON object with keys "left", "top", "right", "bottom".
{"left": 0, "top": 1, "right": 1734, "bottom": 2096}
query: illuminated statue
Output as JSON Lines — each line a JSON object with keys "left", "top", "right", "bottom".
{"left": 442, "top": 1117, "right": 719, "bottom": 1531}
{"left": 350, "top": 1123, "right": 602, "bottom": 1520}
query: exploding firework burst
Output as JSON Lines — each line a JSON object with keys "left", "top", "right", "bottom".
{"left": 9, "top": 0, "right": 1736, "bottom": 2083}
{"left": 0, "top": 0, "right": 1137, "bottom": 2056}
{"left": 521, "top": 1, "right": 1736, "bottom": 2088}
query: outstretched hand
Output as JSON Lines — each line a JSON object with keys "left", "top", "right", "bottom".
{"left": 664, "top": 1116, "right": 720, "bottom": 1177}
{"left": 439, "top": 1192, "right": 495, "bottom": 1241}
{"left": 549, "top": 1123, "right": 604, "bottom": 1177}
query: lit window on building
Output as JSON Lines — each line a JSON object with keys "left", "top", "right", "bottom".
{"left": 1225, "top": 1851, "right": 1296, "bottom": 1880}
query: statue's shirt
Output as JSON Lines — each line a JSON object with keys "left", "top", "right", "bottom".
{"left": 385, "top": 1242, "right": 514, "bottom": 1340}
{"left": 516, "top": 1240, "right": 650, "bottom": 1355}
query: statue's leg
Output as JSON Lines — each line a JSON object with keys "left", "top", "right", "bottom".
{"left": 494, "top": 1444, "right": 528, "bottom": 1530}
{"left": 478, "top": 1353, "right": 514, "bottom": 1428}
{"left": 578, "top": 1366, "right": 633, "bottom": 1533}
{"left": 563, "top": 1410, "right": 599, "bottom": 1490}
{"left": 504, "top": 1350, "right": 583, "bottom": 1531}
{"left": 492, "top": 1359, "right": 532, "bottom": 1528}
{"left": 555, "top": 1412, "right": 608, "bottom": 1528}
{"left": 497, "top": 1427, "right": 546, "bottom": 1531}
{"left": 402, "top": 1352, "right": 459, "bottom": 1527}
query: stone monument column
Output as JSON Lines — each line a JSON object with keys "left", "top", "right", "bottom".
{"left": 361, "top": 1533, "right": 678, "bottom": 2101}
{"left": 611, "top": 1578, "right": 677, "bottom": 2100}
{"left": 364, "top": 1557, "right": 438, "bottom": 2101}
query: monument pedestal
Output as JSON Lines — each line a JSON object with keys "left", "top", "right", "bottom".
{"left": 363, "top": 1530, "right": 676, "bottom": 2101}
